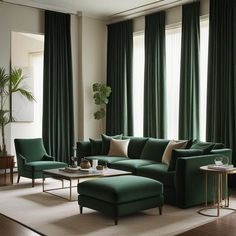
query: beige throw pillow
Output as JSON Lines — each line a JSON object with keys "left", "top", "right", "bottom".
{"left": 162, "top": 140, "right": 187, "bottom": 165}
{"left": 108, "top": 138, "right": 130, "bottom": 157}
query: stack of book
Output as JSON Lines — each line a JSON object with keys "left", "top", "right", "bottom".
{"left": 207, "top": 164, "right": 235, "bottom": 170}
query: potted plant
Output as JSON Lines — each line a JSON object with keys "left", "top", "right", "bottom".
{"left": 0, "top": 67, "right": 35, "bottom": 154}
{"left": 92, "top": 83, "right": 111, "bottom": 120}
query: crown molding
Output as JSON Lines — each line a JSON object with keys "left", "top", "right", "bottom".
{"left": 3, "top": 0, "right": 78, "bottom": 15}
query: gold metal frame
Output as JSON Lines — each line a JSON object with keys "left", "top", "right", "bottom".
{"left": 198, "top": 167, "right": 236, "bottom": 217}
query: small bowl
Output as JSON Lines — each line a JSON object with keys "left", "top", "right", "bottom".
{"left": 96, "top": 165, "right": 103, "bottom": 170}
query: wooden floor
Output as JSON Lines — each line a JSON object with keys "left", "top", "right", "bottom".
{"left": 1, "top": 173, "right": 236, "bottom": 236}
{"left": 0, "top": 213, "right": 43, "bottom": 236}
{"left": 178, "top": 213, "right": 236, "bottom": 236}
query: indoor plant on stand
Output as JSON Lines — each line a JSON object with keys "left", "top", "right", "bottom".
{"left": 92, "top": 83, "right": 112, "bottom": 120}
{"left": 0, "top": 67, "right": 35, "bottom": 155}
{"left": 78, "top": 83, "right": 111, "bottom": 169}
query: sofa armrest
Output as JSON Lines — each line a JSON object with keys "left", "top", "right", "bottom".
{"left": 175, "top": 149, "right": 232, "bottom": 208}
{"left": 41, "top": 154, "right": 55, "bottom": 161}
{"left": 210, "top": 148, "right": 232, "bottom": 163}
{"left": 77, "top": 141, "right": 91, "bottom": 160}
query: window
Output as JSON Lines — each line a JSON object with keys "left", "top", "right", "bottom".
{"left": 132, "top": 19, "right": 209, "bottom": 140}
{"left": 133, "top": 33, "right": 145, "bottom": 137}
{"left": 199, "top": 19, "right": 209, "bottom": 141}
{"left": 166, "top": 27, "right": 182, "bottom": 140}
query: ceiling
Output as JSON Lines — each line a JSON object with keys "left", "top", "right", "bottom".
{"left": 3, "top": 0, "right": 193, "bottom": 20}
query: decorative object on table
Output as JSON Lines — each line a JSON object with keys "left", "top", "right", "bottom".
{"left": 71, "top": 145, "right": 78, "bottom": 167}
{"left": 92, "top": 83, "right": 111, "bottom": 120}
{"left": 214, "top": 155, "right": 229, "bottom": 166}
{"left": 96, "top": 165, "right": 104, "bottom": 171}
{"left": 92, "top": 159, "right": 98, "bottom": 169}
{"left": 0, "top": 68, "right": 35, "bottom": 154}
{"left": 80, "top": 158, "right": 91, "bottom": 169}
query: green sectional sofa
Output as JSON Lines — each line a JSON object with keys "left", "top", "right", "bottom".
{"left": 77, "top": 136, "right": 232, "bottom": 208}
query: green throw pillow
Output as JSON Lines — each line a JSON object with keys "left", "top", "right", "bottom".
{"left": 190, "top": 141, "right": 215, "bottom": 154}
{"left": 140, "top": 138, "right": 169, "bottom": 162}
{"left": 128, "top": 137, "right": 149, "bottom": 159}
{"left": 168, "top": 149, "right": 204, "bottom": 171}
{"left": 89, "top": 138, "right": 102, "bottom": 156}
{"left": 101, "top": 134, "right": 123, "bottom": 155}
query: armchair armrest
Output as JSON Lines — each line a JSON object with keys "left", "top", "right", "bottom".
{"left": 16, "top": 153, "right": 27, "bottom": 176}
{"left": 41, "top": 154, "right": 55, "bottom": 161}
{"left": 17, "top": 153, "right": 27, "bottom": 165}
{"left": 175, "top": 149, "right": 232, "bottom": 208}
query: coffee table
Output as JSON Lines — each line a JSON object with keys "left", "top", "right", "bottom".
{"left": 42, "top": 168, "right": 132, "bottom": 201}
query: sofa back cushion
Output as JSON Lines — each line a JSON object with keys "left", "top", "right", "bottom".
{"left": 123, "top": 136, "right": 149, "bottom": 159}
{"left": 140, "top": 138, "right": 170, "bottom": 162}
{"left": 190, "top": 141, "right": 215, "bottom": 154}
{"left": 161, "top": 140, "right": 188, "bottom": 165}
{"left": 89, "top": 138, "right": 102, "bottom": 155}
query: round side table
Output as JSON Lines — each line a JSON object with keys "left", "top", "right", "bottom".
{"left": 198, "top": 165, "right": 236, "bottom": 217}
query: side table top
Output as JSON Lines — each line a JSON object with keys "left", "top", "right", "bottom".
{"left": 200, "top": 165, "right": 236, "bottom": 174}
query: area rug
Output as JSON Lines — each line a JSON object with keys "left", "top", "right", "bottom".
{"left": 0, "top": 177, "right": 235, "bottom": 236}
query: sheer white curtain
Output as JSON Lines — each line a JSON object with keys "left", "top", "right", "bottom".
{"left": 133, "top": 33, "right": 144, "bottom": 137}
{"left": 132, "top": 19, "right": 209, "bottom": 139}
{"left": 166, "top": 27, "right": 182, "bottom": 140}
{"left": 199, "top": 19, "right": 209, "bottom": 141}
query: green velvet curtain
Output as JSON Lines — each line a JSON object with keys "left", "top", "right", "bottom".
{"left": 206, "top": 0, "right": 236, "bottom": 166}
{"left": 106, "top": 20, "right": 133, "bottom": 136}
{"left": 43, "top": 11, "right": 74, "bottom": 163}
{"left": 143, "top": 12, "right": 166, "bottom": 138}
{"left": 178, "top": 2, "right": 200, "bottom": 140}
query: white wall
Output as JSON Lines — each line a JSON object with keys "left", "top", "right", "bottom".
{"left": 82, "top": 16, "right": 107, "bottom": 140}
{"left": 10, "top": 32, "right": 44, "bottom": 156}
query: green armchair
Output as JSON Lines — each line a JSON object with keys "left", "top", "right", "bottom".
{"left": 14, "top": 138, "right": 67, "bottom": 187}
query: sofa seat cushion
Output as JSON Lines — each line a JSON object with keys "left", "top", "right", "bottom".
{"left": 85, "top": 156, "right": 127, "bottom": 165}
{"left": 77, "top": 175, "right": 163, "bottom": 204}
{"left": 137, "top": 163, "right": 175, "bottom": 187}
{"left": 110, "top": 159, "right": 157, "bottom": 173}
{"left": 25, "top": 161, "right": 67, "bottom": 171}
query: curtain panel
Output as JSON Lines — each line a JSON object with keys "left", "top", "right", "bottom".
{"left": 106, "top": 20, "right": 133, "bottom": 136}
{"left": 206, "top": 0, "right": 236, "bottom": 166}
{"left": 143, "top": 11, "right": 166, "bottom": 138}
{"left": 178, "top": 2, "right": 200, "bottom": 140}
{"left": 43, "top": 11, "right": 74, "bottom": 163}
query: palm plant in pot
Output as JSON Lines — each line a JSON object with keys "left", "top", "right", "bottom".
{"left": 0, "top": 67, "right": 35, "bottom": 154}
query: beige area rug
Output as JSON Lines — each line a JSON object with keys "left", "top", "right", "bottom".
{"left": 0, "top": 177, "right": 235, "bottom": 236}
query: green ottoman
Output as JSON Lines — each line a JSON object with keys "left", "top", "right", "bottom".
{"left": 77, "top": 175, "right": 164, "bottom": 225}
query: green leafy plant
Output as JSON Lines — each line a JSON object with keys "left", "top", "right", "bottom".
{"left": 92, "top": 83, "right": 111, "bottom": 120}
{"left": 0, "top": 67, "right": 35, "bottom": 154}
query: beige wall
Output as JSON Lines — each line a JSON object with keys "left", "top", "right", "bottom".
{"left": 80, "top": 16, "right": 107, "bottom": 140}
